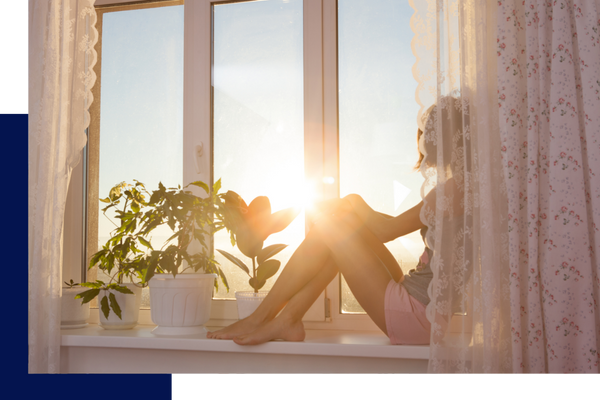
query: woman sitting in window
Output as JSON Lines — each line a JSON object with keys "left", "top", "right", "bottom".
{"left": 208, "top": 97, "right": 464, "bottom": 345}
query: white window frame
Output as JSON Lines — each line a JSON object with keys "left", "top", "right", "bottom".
{"left": 66, "top": 0, "right": 399, "bottom": 332}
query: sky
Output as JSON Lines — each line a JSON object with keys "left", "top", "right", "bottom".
{"left": 96, "top": 0, "right": 423, "bottom": 304}
{"left": 98, "top": 6, "right": 184, "bottom": 247}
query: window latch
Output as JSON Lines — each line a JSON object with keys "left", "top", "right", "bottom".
{"left": 195, "top": 143, "right": 204, "bottom": 174}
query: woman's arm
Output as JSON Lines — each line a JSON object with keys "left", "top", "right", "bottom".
{"left": 344, "top": 194, "right": 425, "bottom": 243}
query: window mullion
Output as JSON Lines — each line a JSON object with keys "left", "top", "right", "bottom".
{"left": 302, "top": 0, "right": 328, "bottom": 322}
{"left": 303, "top": 0, "right": 325, "bottom": 201}
{"left": 321, "top": 0, "right": 342, "bottom": 323}
{"left": 183, "top": 0, "right": 211, "bottom": 192}
{"left": 322, "top": 0, "right": 339, "bottom": 199}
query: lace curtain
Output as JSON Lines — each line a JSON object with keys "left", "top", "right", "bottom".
{"left": 498, "top": 0, "right": 600, "bottom": 372}
{"left": 411, "top": 0, "right": 513, "bottom": 372}
{"left": 412, "top": 0, "right": 600, "bottom": 373}
{"left": 28, "top": 0, "right": 98, "bottom": 373}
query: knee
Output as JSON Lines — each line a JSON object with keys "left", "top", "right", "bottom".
{"left": 342, "top": 194, "right": 369, "bottom": 217}
{"left": 343, "top": 193, "right": 361, "bottom": 203}
{"left": 343, "top": 194, "right": 362, "bottom": 210}
{"left": 311, "top": 209, "right": 361, "bottom": 239}
{"left": 310, "top": 213, "right": 334, "bottom": 237}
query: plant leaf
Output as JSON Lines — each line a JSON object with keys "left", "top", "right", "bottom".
{"left": 257, "top": 244, "right": 288, "bottom": 265}
{"left": 110, "top": 284, "right": 134, "bottom": 295}
{"left": 81, "top": 281, "right": 103, "bottom": 289}
{"left": 75, "top": 288, "right": 100, "bottom": 304}
{"left": 188, "top": 180, "right": 210, "bottom": 194}
{"left": 138, "top": 236, "right": 153, "bottom": 250}
{"left": 212, "top": 178, "right": 222, "bottom": 194}
{"left": 100, "top": 295, "right": 110, "bottom": 319}
{"left": 218, "top": 267, "right": 229, "bottom": 293}
{"left": 249, "top": 277, "right": 266, "bottom": 291}
{"left": 108, "top": 292, "right": 123, "bottom": 320}
{"left": 216, "top": 249, "right": 250, "bottom": 275}
{"left": 149, "top": 190, "right": 162, "bottom": 205}
{"left": 143, "top": 254, "right": 159, "bottom": 284}
{"left": 89, "top": 249, "right": 107, "bottom": 268}
{"left": 159, "top": 252, "right": 175, "bottom": 274}
{"left": 64, "top": 279, "right": 79, "bottom": 288}
{"left": 256, "top": 259, "right": 281, "bottom": 283}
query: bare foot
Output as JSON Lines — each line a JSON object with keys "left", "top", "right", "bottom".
{"left": 206, "top": 315, "right": 264, "bottom": 340}
{"left": 232, "top": 316, "right": 305, "bottom": 345}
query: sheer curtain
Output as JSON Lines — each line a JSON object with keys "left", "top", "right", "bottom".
{"left": 498, "top": 0, "right": 600, "bottom": 372}
{"left": 411, "top": 0, "right": 513, "bottom": 372}
{"left": 28, "top": 0, "right": 98, "bottom": 373}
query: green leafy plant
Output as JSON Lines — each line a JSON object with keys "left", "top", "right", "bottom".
{"left": 217, "top": 191, "right": 300, "bottom": 293}
{"left": 63, "top": 279, "right": 80, "bottom": 289}
{"left": 78, "top": 179, "right": 231, "bottom": 319}
{"left": 76, "top": 281, "right": 134, "bottom": 320}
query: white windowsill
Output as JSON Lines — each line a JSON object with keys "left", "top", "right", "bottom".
{"left": 60, "top": 324, "right": 431, "bottom": 373}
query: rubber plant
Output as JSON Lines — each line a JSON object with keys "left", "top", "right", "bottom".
{"left": 77, "top": 179, "right": 231, "bottom": 320}
{"left": 217, "top": 191, "right": 300, "bottom": 293}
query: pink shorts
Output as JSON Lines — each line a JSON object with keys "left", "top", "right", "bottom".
{"left": 384, "top": 279, "right": 431, "bottom": 345}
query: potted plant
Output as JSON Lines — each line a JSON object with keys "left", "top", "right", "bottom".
{"left": 76, "top": 281, "right": 142, "bottom": 330}
{"left": 79, "top": 179, "right": 231, "bottom": 334}
{"left": 61, "top": 279, "right": 90, "bottom": 329}
{"left": 142, "top": 180, "right": 230, "bottom": 336}
{"left": 76, "top": 181, "right": 151, "bottom": 329}
{"left": 217, "top": 191, "right": 299, "bottom": 319}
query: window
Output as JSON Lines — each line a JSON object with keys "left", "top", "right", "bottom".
{"left": 87, "top": 0, "right": 185, "bottom": 309}
{"left": 337, "top": 0, "right": 422, "bottom": 312}
{"left": 211, "top": 0, "right": 305, "bottom": 300}
{"left": 69, "top": 0, "right": 421, "bottom": 330}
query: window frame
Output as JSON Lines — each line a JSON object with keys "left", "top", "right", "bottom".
{"left": 67, "top": 0, "right": 396, "bottom": 332}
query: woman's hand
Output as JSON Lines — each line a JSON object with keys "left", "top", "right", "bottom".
{"left": 345, "top": 194, "right": 425, "bottom": 242}
{"left": 343, "top": 194, "right": 393, "bottom": 242}
{"left": 308, "top": 194, "right": 425, "bottom": 243}
{"left": 308, "top": 194, "right": 395, "bottom": 242}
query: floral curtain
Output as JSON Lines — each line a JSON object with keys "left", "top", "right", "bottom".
{"left": 412, "top": 0, "right": 600, "bottom": 373}
{"left": 411, "top": 0, "right": 513, "bottom": 372}
{"left": 498, "top": 0, "right": 600, "bottom": 372}
{"left": 28, "top": 0, "right": 98, "bottom": 373}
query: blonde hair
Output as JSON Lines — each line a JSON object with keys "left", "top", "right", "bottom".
{"left": 413, "top": 104, "right": 436, "bottom": 170}
{"left": 413, "top": 97, "right": 465, "bottom": 172}
{"left": 414, "top": 128, "right": 425, "bottom": 170}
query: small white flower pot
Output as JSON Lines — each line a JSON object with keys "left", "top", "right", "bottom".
{"left": 98, "top": 283, "right": 142, "bottom": 330}
{"left": 149, "top": 273, "right": 216, "bottom": 336}
{"left": 61, "top": 287, "right": 90, "bottom": 329}
{"left": 235, "top": 291, "right": 268, "bottom": 320}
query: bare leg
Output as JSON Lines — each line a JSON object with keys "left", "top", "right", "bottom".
{"left": 223, "top": 210, "right": 404, "bottom": 345}
{"left": 232, "top": 259, "right": 338, "bottom": 344}
{"left": 207, "top": 228, "right": 335, "bottom": 339}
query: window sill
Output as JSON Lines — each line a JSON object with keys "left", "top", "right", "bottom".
{"left": 60, "top": 324, "right": 430, "bottom": 373}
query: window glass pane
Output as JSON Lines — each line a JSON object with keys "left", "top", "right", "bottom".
{"left": 97, "top": 6, "right": 184, "bottom": 308}
{"left": 338, "top": 0, "right": 422, "bottom": 313}
{"left": 212, "top": 0, "right": 304, "bottom": 298}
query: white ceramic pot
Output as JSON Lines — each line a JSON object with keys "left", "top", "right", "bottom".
{"left": 61, "top": 287, "right": 91, "bottom": 329}
{"left": 98, "top": 283, "right": 142, "bottom": 330}
{"left": 235, "top": 291, "right": 268, "bottom": 320}
{"left": 148, "top": 273, "right": 216, "bottom": 336}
